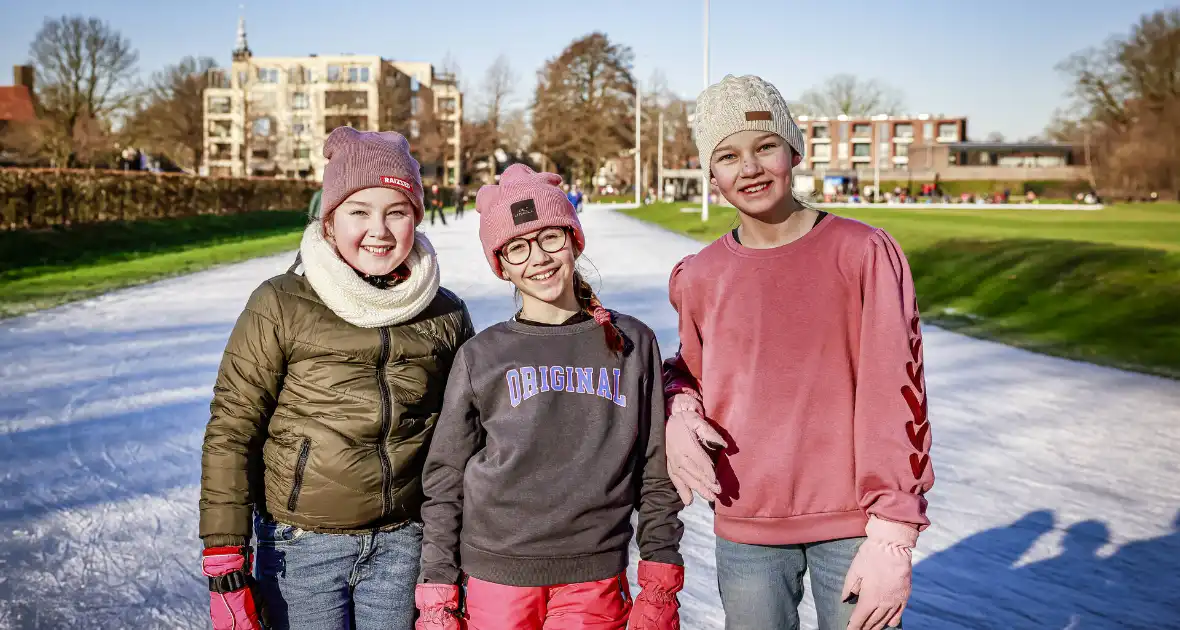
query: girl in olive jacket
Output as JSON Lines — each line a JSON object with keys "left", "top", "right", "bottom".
{"left": 198, "top": 127, "right": 473, "bottom": 630}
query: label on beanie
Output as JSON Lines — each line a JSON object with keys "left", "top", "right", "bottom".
{"left": 380, "top": 175, "right": 413, "bottom": 193}
{"left": 510, "top": 199, "right": 539, "bottom": 225}
{"left": 745, "top": 110, "right": 773, "bottom": 121}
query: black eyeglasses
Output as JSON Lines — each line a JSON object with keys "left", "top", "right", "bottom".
{"left": 499, "top": 227, "right": 569, "bottom": 266}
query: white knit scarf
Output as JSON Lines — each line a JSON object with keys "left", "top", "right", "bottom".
{"left": 298, "top": 221, "right": 440, "bottom": 328}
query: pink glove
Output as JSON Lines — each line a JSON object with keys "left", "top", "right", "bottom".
{"left": 415, "top": 583, "right": 463, "bottom": 630}
{"left": 665, "top": 394, "right": 726, "bottom": 506}
{"left": 841, "top": 516, "right": 919, "bottom": 630}
{"left": 630, "top": 561, "right": 684, "bottom": 630}
{"left": 202, "top": 546, "right": 265, "bottom": 630}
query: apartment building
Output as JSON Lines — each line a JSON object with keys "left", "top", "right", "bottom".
{"left": 795, "top": 114, "right": 967, "bottom": 174}
{"left": 202, "top": 17, "right": 462, "bottom": 183}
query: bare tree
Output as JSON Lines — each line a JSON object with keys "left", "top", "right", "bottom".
{"left": 985, "top": 131, "right": 1006, "bottom": 142}
{"left": 482, "top": 54, "right": 516, "bottom": 133}
{"left": 472, "top": 55, "right": 518, "bottom": 179}
{"left": 797, "top": 74, "right": 905, "bottom": 117}
{"left": 122, "top": 56, "right": 217, "bottom": 170}
{"left": 29, "top": 15, "right": 138, "bottom": 165}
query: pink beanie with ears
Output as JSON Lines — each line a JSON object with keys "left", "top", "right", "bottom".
{"left": 475, "top": 163, "right": 585, "bottom": 277}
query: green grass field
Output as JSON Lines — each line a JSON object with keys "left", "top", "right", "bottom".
{"left": 0, "top": 206, "right": 467, "bottom": 318}
{"left": 0, "top": 210, "right": 310, "bottom": 317}
{"left": 621, "top": 201, "right": 1180, "bottom": 378}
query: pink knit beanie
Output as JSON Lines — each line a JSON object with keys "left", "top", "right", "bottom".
{"left": 475, "top": 164, "right": 584, "bottom": 276}
{"left": 321, "top": 127, "right": 425, "bottom": 224}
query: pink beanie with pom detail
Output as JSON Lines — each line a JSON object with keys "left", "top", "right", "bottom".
{"left": 475, "top": 163, "right": 585, "bottom": 277}
{"left": 321, "top": 126, "right": 425, "bottom": 225}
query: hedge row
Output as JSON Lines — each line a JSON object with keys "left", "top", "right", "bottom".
{"left": 0, "top": 169, "right": 319, "bottom": 230}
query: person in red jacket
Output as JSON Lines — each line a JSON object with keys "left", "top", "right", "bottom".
{"left": 414, "top": 164, "right": 685, "bottom": 630}
{"left": 662, "top": 75, "right": 935, "bottom": 630}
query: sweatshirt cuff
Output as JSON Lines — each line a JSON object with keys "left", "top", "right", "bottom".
{"left": 203, "top": 534, "right": 249, "bottom": 549}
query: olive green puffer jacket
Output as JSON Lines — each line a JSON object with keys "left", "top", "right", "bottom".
{"left": 199, "top": 269, "right": 473, "bottom": 547}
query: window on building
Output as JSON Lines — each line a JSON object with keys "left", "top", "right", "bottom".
{"left": 938, "top": 122, "right": 959, "bottom": 140}
{"left": 894, "top": 123, "right": 914, "bottom": 138}
{"left": 292, "top": 121, "right": 309, "bottom": 135}
{"left": 411, "top": 96, "right": 420, "bottom": 116}
{"left": 346, "top": 67, "right": 371, "bottom": 83}
{"left": 410, "top": 77, "right": 420, "bottom": 92}
{"left": 852, "top": 143, "right": 872, "bottom": 157}
{"left": 208, "top": 69, "right": 230, "bottom": 88}
{"left": 293, "top": 92, "right": 309, "bottom": 110}
{"left": 211, "top": 143, "right": 232, "bottom": 159}
{"left": 812, "top": 125, "right": 830, "bottom": 139}
{"left": 326, "top": 91, "right": 368, "bottom": 108}
{"left": 852, "top": 123, "right": 871, "bottom": 138}
{"left": 923, "top": 122, "right": 934, "bottom": 140}
{"left": 294, "top": 147, "right": 311, "bottom": 159}
{"left": 210, "top": 120, "right": 232, "bottom": 137}
{"left": 328, "top": 65, "right": 341, "bottom": 82}
{"left": 208, "top": 96, "right": 231, "bottom": 114}
{"left": 237, "top": 71, "right": 248, "bottom": 86}
{"left": 811, "top": 143, "right": 831, "bottom": 159}
{"left": 252, "top": 148, "right": 269, "bottom": 159}
{"left": 324, "top": 115, "right": 369, "bottom": 132}
{"left": 256, "top": 67, "right": 279, "bottom": 83}
{"left": 409, "top": 120, "right": 420, "bottom": 139}
{"left": 439, "top": 98, "right": 457, "bottom": 113}
{"left": 252, "top": 117, "right": 271, "bottom": 137}
{"left": 895, "top": 143, "right": 910, "bottom": 157}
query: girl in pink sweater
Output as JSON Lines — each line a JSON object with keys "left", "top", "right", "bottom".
{"left": 663, "top": 75, "right": 935, "bottom": 630}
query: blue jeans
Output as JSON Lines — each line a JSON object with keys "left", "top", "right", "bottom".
{"left": 717, "top": 535, "right": 891, "bottom": 630}
{"left": 254, "top": 516, "right": 421, "bottom": 630}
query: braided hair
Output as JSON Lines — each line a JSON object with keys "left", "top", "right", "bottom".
{"left": 573, "top": 270, "right": 625, "bottom": 354}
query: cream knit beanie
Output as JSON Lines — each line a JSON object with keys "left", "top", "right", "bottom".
{"left": 692, "top": 74, "right": 806, "bottom": 173}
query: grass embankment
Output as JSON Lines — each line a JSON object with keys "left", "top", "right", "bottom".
{"left": 1, "top": 210, "right": 310, "bottom": 318}
{"left": 621, "top": 202, "right": 1180, "bottom": 378}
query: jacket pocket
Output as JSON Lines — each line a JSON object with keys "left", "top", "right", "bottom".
{"left": 287, "top": 437, "right": 311, "bottom": 512}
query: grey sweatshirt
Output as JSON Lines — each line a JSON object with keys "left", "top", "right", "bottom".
{"left": 419, "top": 312, "right": 684, "bottom": 587}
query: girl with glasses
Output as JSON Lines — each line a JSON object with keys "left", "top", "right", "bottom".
{"left": 413, "top": 164, "right": 685, "bottom": 630}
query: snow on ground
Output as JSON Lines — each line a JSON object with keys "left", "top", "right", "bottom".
{"left": 1, "top": 205, "right": 1179, "bottom": 629}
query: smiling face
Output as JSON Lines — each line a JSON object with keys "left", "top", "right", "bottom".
{"left": 327, "top": 186, "right": 416, "bottom": 276}
{"left": 498, "top": 226, "right": 578, "bottom": 308}
{"left": 709, "top": 130, "right": 804, "bottom": 219}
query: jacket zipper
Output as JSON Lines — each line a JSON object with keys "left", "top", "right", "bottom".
{"left": 287, "top": 437, "right": 312, "bottom": 512}
{"left": 376, "top": 327, "right": 394, "bottom": 517}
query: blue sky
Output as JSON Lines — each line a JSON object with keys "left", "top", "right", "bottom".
{"left": 0, "top": 0, "right": 1170, "bottom": 139}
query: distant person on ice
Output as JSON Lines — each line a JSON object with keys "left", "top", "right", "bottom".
{"left": 662, "top": 75, "right": 935, "bottom": 630}
{"left": 414, "top": 164, "right": 685, "bottom": 630}
{"left": 199, "top": 127, "right": 473, "bottom": 630}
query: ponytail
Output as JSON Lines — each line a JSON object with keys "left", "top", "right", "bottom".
{"left": 573, "top": 271, "right": 625, "bottom": 354}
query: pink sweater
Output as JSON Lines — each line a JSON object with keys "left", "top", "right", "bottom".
{"left": 664, "top": 214, "right": 934, "bottom": 545}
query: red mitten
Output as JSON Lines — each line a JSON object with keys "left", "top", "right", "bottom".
{"left": 629, "top": 561, "right": 684, "bottom": 630}
{"left": 415, "top": 583, "right": 463, "bottom": 630}
{"left": 202, "top": 546, "right": 264, "bottom": 630}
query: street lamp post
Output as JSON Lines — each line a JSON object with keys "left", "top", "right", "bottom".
{"left": 701, "top": 0, "right": 710, "bottom": 221}
{"left": 635, "top": 79, "right": 642, "bottom": 206}
{"left": 657, "top": 111, "right": 664, "bottom": 203}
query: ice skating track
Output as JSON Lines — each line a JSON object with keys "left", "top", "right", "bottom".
{"left": 1, "top": 206, "right": 1178, "bottom": 629}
